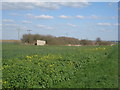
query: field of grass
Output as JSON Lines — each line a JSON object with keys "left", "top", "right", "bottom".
{"left": 1, "top": 43, "right": 118, "bottom": 88}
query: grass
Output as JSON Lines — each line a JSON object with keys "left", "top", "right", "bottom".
{"left": 1, "top": 43, "right": 118, "bottom": 88}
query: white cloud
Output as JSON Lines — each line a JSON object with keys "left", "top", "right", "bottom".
{"left": 59, "top": 2, "right": 90, "bottom": 8}
{"left": 26, "top": 13, "right": 33, "bottom": 18}
{"left": 35, "top": 2, "right": 60, "bottom": 10}
{"left": 36, "top": 25, "right": 46, "bottom": 28}
{"left": 2, "top": 24, "right": 19, "bottom": 27}
{"left": 2, "top": 2, "right": 35, "bottom": 10}
{"left": 97, "top": 23, "right": 112, "bottom": 26}
{"left": 98, "top": 28, "right": 113, "bottom": 32}
{"left": 25, "top": 13, "right": 118, "bottom": 21}
{"left": 20, "top": 26, "right": 28, "bottom": 30}
{"left": 10, "top": 13, "right": 20, "bottom": 16}
{"left": 90, "top": 15, "right": 100, "bottom": 19}
{"left": 35, "top": 15, "right": 53, "bottom": 19}
{"left": 97, "top": 23, "right": 119, "bottom": 26}
{"left": 17, "top": 0, "right": 38, "bottom": 2}
{"left": 76, "top": 15, "right": 85, "bottom": 19}
{"left": 67, "top": 23, "right": 77, "bottom": 27}
{"left": 2, "top": 19, "right": 15, "bottom": 23}
{"left": 76, "top": 15, "right": 101, "bottom": 19}
{"left": 2, "top": 2, "right": 58, "bottom": 10}
{"left": 108, "top": 2, "right": 113, "bottom": 6}
{"left": 88, "top": 15, "right": 117, "bottom": 20}
{"left": 99, "top": 28, "right": 107, "bottom": 32}
{"left": 3, "top": 0, "right": 39, "bottom": 2}
{"left": 2, "top": 2, "right": 90, "bottom": 11}
{"left": 113, "top": 23, "right": 120, "bottom": 26}
{"left": 36, "top": 24, "right": 54, "bottom": 30}
{"left": 22, "top": 20, "right": 32, "bottom": 24}
{"left": 2, "top": 23, "right": 29, "bottom": 30}
{"left": 110, "top": 16, "right": 118, "bottom": 19}
{"left": 59, "top": 15, "right": 71, "bottom": 19}
{"left": 108, "top": 2, "right": 116, "bottom": 7}
{"left": 26, "top": 14, "right": 54, "bottom": 19}
{"left": 2, "top": 0, "right": 119, "bottom": 2}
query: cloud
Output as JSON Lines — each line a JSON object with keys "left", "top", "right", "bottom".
{"left": 20, "top": 26, "right": 28, "bottom": 30}
{"left": 76, "top": 15, "right": 85, "bottom": 19}
{"left": 99, "top": 28, "right": 113, "bottom": 32}
{"left": 88, "top": 15, "right": 117, "bottom": 20}
{"left": 36, "top": 25, "right": 46, "bottom": 28}
{"left": 2, "top": 2, "right": 59, "bottom": 10}
{"left": 59, "top": 2, "right": 90, "bottom": 8}
{"left": 113, "top": 23, "right": 120, "bottom": 26}
{"left": 97, "top": 23, "right": 112, "bottom": 26}
{"left": 97, "top": 23, "right": 119, "bottom": 26}
{"left": 36, "top": 24, "right": 54, "bottom": 30}
{"left": 67, "top": 23, "right": 77, "bottom": 27}
{"left": 2, "top": 24, "right": 19, "bottom": 27}
{"left": 59, "top": 15, "right": 71, "bottom": 19}
{"left": 34, "top": 2, "right": 60, "bottom": 10}
{"left": 26, "top": 14, "right": 54, "bottom": 19}
{"left": 2, "top": 19, "right": 15, "bottom": 23}
{"left": 90, "top": 15, "right": 100, "bottom": 19}
{"left": 2, "top": 0, "right": 104, "bottom": 2}
{"left": 2, "top": 0, "right": 119, "bottom": 2}
{"left": 9, "top": 13, "right": 20, "bottom": 16}
{"left": 76, "top": 15, "right": 117, "bottom": 20}
{"left": 110, "top": 16, "right": 118, "bottom": 19}
{"left": 35, "top": 15, "right": 54, "bottom": 19}
{"left": 0, "top": 0, "right": 89, "bottom": 2}
{"left": 22, "top": 20, "right": 32, "bottom": 24}
{"left": 26, "top": 13, "right": 33, "bottom": 18}
{"left": 2, "top": 2, "right": 35, "bottom": 10}
{"left": 18, "top": 0, "right": 38, "bottom": 1}
{"left": 2, "top": 2, "right": 90, "bottom": 11}
{"left": 3, "top": 0, "right": 39, "bottom": 2}
{"left": 108, "top": 2, "right": 116, "bottom": 7}
{"left": 108, "top": 2, "right": 113, "bottom": 6}
{"left": 2, "top": 23, "right": 29, "bottom": 30}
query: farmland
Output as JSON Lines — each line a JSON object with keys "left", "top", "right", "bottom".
{"left": 1, "top": 43, "right": 118, "bottom": 88}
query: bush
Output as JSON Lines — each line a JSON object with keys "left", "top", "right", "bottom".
{"left": 21, "top": 34, "right": 81, "bottom": 45}
{"left": 80, "top": 39, "right": 93, "bottom": 46}
{"left": 99, "top": 41, "right": 113, "bottom": 45}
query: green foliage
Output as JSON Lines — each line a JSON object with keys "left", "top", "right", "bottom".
{"left": 2, "top": 43, "right": 118, "bottom": 88}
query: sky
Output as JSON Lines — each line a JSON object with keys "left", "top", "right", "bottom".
{"left": 1, "top": 2, "right": 119, "bottom": 41}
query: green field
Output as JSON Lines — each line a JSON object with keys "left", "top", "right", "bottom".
{"left": 1, "top": 43, "right": 118, "bottom": 88}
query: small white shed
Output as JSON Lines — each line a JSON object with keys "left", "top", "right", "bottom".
{"left": 36, "top": 40, "right": 46, "bottom": 46}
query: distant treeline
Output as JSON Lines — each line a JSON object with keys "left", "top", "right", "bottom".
{"left": 21, "top": 34, "right": 114, "bottom": 46}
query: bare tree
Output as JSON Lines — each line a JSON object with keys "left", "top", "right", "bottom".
{"left": 96, "top": 37, "right": 102, "bottom": 45}
{"left": 96, "top": 37, "right": 101, "bottom": 42}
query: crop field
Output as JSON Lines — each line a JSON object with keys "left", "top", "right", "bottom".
{"left": 1, "top": 43, "right": 118, "bottom": 88}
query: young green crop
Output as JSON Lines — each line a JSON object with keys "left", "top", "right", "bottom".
{"left": 2, "top": 43, "right": 118, "bottom": 88}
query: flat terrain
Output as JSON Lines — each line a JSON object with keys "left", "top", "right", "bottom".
{"left": 0, "top": 40, "right": 21, "bottom": 42}
{"left": 2, "top": 43, "right": 118, "bottom": 88}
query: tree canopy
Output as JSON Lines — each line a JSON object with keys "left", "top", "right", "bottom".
{"left": 21, "top": 34, "right": 114, "bottom": 46}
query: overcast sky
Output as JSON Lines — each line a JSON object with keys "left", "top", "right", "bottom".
{"left": 1, "top": 2, "right": 118, "bottom": 41}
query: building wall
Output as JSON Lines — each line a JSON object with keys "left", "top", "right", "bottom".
{"left": 37, "top": 40, "right": 46, "bottom": 45}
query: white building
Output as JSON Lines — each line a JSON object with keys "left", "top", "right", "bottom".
{"left": 36, "top": 40, "right": 46, "bottom": 46}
